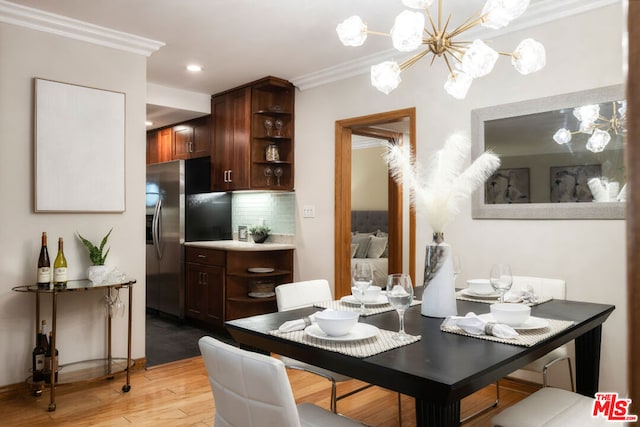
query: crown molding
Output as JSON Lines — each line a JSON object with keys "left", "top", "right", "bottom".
{"left": 0, "top": 0, "right": 164, "bottom": 56}
{"left": 291, "top": 0, "right": 620, "bottom": 91}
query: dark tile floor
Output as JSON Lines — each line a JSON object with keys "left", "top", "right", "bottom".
{"left": 145, "top": 311, "right": 234, "bottom": 367}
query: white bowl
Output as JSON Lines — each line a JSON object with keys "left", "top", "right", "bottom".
{"left": 356, "top": 285, "right": 382, "bottom": 303}
{"left": 467, "top": 279, "right": 494, "bottom": 295}
{"left": 490, "top": 303, "right": 531, "bottom": 326}
{"left": 314, "top": 310, "right": 359, "bottom": 337}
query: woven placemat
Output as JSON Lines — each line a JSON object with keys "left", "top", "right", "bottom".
{"left": 313, "top": 299, "right": 421, "bottom": 317}
{"left": 440, "top": 317, "right": 574, "bottom": 347}
{"left": 269, "top": 327, "right": 421, "bottom": 358}
{"left": 455, "top": 290, "right": 552, "bottom": 306}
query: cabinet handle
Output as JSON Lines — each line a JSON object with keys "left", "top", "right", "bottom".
{"left": 202, "top": 273, "right": 208, "bottom": 286}
{"left": 228, "top": 169, "right": 232, "bottom": 182}
{"left": 188, "top": 141, "right": 194, "bottom": 153}
{"left": 197, "top": 254, "right": 207, "bottom": 259}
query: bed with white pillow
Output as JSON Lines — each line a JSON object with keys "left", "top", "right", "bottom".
{"left": 350, "top": 211, "right": 388, "bottom": 287}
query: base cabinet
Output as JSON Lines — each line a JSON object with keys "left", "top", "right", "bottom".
{"left": 185, "top": 246, "right": 294, "bottom": 331}
{"left": 185, "top": 248, "right": 225, "bottom": 330}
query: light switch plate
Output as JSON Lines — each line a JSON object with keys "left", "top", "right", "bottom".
{"left": 302, "top": 205, "right": 316, "bottom": 218}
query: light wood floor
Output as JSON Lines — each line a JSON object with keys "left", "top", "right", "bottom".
{"left": 0, "top": 356, "right": 539, "bottom": 426}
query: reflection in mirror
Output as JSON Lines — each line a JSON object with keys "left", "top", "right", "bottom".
{"left": 472, "top": 85, "right": 625, "bottom": 219}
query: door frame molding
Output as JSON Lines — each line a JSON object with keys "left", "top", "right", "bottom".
{"left": 334, "top": 108, "right": 417, "bottom": 297}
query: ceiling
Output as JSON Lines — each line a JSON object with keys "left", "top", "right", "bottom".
{"left": 4, "top": 0, "right": 609, "bottom": 128}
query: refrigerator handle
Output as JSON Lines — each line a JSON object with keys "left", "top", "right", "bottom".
{"left": 152, "top": 199, "right": 163, "bottom": 259}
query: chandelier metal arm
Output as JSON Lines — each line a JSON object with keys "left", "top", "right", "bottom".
{"left": 448, "top": 14, "right": 487, "bottom": 39}
{"left": 399, "top": 49, "right": 432, "bottom": 71}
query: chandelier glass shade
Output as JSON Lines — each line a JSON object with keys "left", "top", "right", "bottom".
{"left": 552, "top": 101, "right": 627, "bottom": 153}
{"left": 336, "top": 0, "right": 546, "bottom": 99}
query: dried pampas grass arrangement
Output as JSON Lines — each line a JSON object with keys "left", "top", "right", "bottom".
{"left": 385, "top": 132, "right": 500, "bottom": 233}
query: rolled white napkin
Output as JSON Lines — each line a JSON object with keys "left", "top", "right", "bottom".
{"left": 278, "top": 310, "right": 326, "bottom": 332}
{"left": 442, "top": 312, "right": 519, "bottom": 339}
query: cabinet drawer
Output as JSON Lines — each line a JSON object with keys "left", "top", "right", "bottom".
{"left": 185, "top": 247, "right": 225, "bottom": 266}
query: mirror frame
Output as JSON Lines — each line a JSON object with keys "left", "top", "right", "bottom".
{"left": 471, "top": 84, "right": 625, "bottom": 220}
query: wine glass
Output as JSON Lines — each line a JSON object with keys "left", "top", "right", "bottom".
{"left": 489, "top": 263, "right": 513, "bottom": 303}
{"left": 274, "top": 119, "right": 283, "bottom": 136}
{"left": 274, "top": 167, "right": 283, "bottom": 186}
{"left": 264, "top": 119, "right": 273, "bottom": 136}
{"left": 386, "top": 274, "right": 414, "bottom": 340}
{"left": 264, "top": 166, "right": 273, "bottom": 186}
{"left": 452, "top": 255, "right": 462, "bottom": 283}
{"left": 113, "top": 288, "right": 125, "bottom": 317}
{"left": 351, "top": 262, "right": 373, "bottom": 314}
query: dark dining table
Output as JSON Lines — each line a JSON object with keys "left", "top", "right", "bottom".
{"left": 226, "top": 295, "right": 614, "bottom": 427}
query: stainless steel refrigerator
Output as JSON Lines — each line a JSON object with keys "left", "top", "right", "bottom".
{"left": 146, "top": 158, "right": 231, "bottom": 318}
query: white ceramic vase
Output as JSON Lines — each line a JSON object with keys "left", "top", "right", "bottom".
{"left": 88, "top": 265, "right": 110, "bottom": 284}
{"left": 421, "top": 233, "right": 457, "bottom": 318}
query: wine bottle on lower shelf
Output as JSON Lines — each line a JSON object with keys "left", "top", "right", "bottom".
{"left": 44, "top": 331, "right": 58, "bottom": 384}
{"left": 31, "top": 320, "right": 48, "bottom": 384}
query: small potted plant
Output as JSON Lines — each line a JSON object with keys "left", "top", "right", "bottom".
{"left": 77, "top": 228, "right": 112, "bottom": 283}
{"left": 249, "top": 225, "right": 271, "bottom": 244}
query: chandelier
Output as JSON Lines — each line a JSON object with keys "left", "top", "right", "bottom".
{"left": 552, "top": 101, "right": 627, "bottom": 153}
{"left": 336, "top": 0, "right": 546, "bottom": 99}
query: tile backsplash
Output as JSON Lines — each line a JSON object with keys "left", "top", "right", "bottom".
{"left": 232, "top": 192, "right": 296, "bottom": 235}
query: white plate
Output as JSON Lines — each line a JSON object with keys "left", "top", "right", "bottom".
{"left": 304, "top": 323, "right": 379, "bottom": 342}
{"left": 248, "top": 291, "right": 275, "bottom": 298}
{"left": 247, "top": 267, "right": 275, "bottom": 273}
{"left": 478, "top": 313, "right": 550, "bottom": 330}
{"left": 460, "top": 288, "right": 500, "bottom": 299}
{"left": 340, "top": 295, "right": 389, "bottom": 306}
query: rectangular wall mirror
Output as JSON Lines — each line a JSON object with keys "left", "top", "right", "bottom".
{"left": 471, "top": 85, "right": 625, "bottom": 219}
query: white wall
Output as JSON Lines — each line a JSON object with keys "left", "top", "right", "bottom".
{"left": 0, "top": 23, "right": 146, "bottom": 387}
{"left": 294, "top": 4, "right": 626, "bottom": 394}
{"left": 352, "top": 145, "right": 388, "bottom": 210}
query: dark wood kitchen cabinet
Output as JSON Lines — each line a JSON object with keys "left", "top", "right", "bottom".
{"left": 147, "top": 115, "right": 211, "bottom": 165}
{"left": 146, "top": 127, "right": 173, "bottom": 164}
{"left": 173, "top": 115, "right": 211, "bottom": 160}
{"left": 185, "top": 247, "right": 225, "bottom": 330}
{"left": 211, "top": 87, "right": 251, "bottom": 190}
{"left": 185, "top": 245, "right": 294, "bottom": 332}
{"left": 211, "top": 76, "right": 295, "bottom": 191}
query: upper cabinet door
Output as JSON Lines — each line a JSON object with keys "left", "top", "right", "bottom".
{"left": 172, "top": 124, "right": 194, "bottom": 160}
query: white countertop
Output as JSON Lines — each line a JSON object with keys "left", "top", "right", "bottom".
{"left": 184, "top": 240, "right": 295, "bottom": 251}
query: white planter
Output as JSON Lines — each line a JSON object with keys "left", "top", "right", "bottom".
{"left": 88, "top": 265, "right": 110, "bottom": 284}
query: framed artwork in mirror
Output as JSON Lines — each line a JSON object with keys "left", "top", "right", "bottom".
{"left": 485, "top": 168, "right": 530, "bottom": 204}
{"left": 34, "top": 78, "right": 125, "bottom": 212}
{"left": 550, "top": 164, "right": 601, "bottom": 203}
{"left": 471, "top": 84, "right": 625, "bottom": 219}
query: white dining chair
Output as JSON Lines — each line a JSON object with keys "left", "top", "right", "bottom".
{"left": 510, "top": 275, "right": 574, "bottom": 391}
{"left": 491, "top": 387, "right": 608, "bottom": 426}
{"left": 275, "top": 280, "right": 375, "bottom": 413}
{"left": 462, "top": 275, "right": 573, "bottom": 423}
{"left": 198, "top": 336, "right": 366, "bottom": 427}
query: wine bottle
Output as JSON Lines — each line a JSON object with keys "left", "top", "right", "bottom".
{"left": 53, "top": 237, "right": 68, "bottom": 288}
{"left": 37, "top": 232, "right": 51, "bottom": 287}
{"left": 31, "top": 320, "right": 48, "bottom": 383}
{"left": 44, "top": 330, "right": 58, "bottom": 384}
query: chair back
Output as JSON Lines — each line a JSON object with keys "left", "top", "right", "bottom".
{"left": 198, "top": 336, "right": 302, "bottom": 427}
{"left": 511, "top": 276, "right": 566, "bottom": 300}
{"left": 275, "top": 279, "right": 333, "bottom": 312}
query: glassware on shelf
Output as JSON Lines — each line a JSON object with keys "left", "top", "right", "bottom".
{"left": 274, "top": 119, "right": 283, "bottom": 137}
{"left": 264, "top": 167, "right": 273, "bottom": 186}
{"left": 274, "top": 167, "right": 283, "bottom": 186}
{"left": 265, "top": 144, "right": 280, "bottom": 162}
{"left": 264, "top": 119, "right": 273, "bottom": 136}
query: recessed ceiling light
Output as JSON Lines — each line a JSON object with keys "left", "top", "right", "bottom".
{"left": 145, "top": 120, "right": 153, "bottom": 126}
{"left": 186, "top": 64, "right": 203, "bottom": 72}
